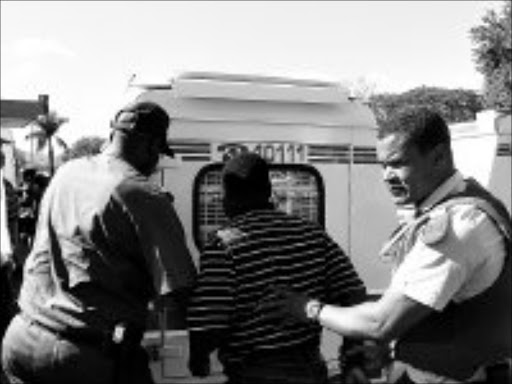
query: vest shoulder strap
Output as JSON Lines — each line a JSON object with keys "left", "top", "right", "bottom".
{"left": 436, "top": 196, "right": 511, "bottom": 241}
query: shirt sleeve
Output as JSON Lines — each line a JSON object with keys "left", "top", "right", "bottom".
{"left": 187, "top": 238, "right": 234, "bottom": 332}
{"left": 389, "top": 204, "right": 506, "bottom": 311}
{"left": 116, "top": 180, "right": 197, "bottom": 296}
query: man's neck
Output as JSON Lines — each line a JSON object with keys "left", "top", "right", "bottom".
{"left": 415, "top": 169, "right": 459, "bottom": 212}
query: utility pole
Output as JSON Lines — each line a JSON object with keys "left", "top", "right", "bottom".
{"left": 39, "top": 94, "right": 49, "bottom": 114}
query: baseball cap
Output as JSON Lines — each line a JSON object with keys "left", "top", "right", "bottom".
{"left": 110, "top": 101, "right": 174, "bottom": 157}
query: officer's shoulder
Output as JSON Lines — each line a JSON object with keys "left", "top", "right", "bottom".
{"left": 450, "top": 201, "right": 491, "bottom": 238}
{"left": 420, "top": 206, "right": 451, "bottom": 245}
{"left": 421, "top": 202, "right": 486, "bottom": 245}
{"left": 215, "top": 227, "right": 246, "bottom": 246}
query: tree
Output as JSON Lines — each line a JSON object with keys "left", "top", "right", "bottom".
{"left": 343, "top": 76, "right": 379, "bottom": 102}
{"left": 26, "top": 111, "right": 69, "bottom": 176}
{"left": 369, "top": 86, "right": 484, "bottom": 125}
{"left": 60, "top": 136, "right": 106, "bottom": 163}
{"left": 470, "top": 0, "right": 511, "bottom": 112}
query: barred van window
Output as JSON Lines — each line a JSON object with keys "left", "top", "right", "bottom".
{"left": 193, "top": 164, "right": 325, "bottom": 251}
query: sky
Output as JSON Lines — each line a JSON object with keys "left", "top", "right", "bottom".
{"left": 0, "top": 0, "right": 503, "bottom": 149}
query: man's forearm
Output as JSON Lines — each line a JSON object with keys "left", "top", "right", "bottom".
{"left": 318, "top": 301, "right": 388, "bottom": 340}
{"left": 317, "top": 289, "right": 432, "bottom": 342}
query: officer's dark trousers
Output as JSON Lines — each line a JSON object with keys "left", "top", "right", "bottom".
{"left": 2, "top": 314, "right": 154, "bottom": 384}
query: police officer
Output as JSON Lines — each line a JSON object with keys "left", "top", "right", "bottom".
{"left": 2, "top": 101, "right": 197, "bottom": 384}
{"left": 262, "top": 107, "right": 511, "bottom": 383}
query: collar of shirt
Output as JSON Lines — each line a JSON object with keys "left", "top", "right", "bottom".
{"left": 99, "top": 151, "right": 141, "bottom": 179}
{"left": 417, "top": 171, "right": 465, "bottom": 216}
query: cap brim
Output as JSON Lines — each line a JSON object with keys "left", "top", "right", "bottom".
{"left": 1, "top": 138, "right": 13, "bottom": 144}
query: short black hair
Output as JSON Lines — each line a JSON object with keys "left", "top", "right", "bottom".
{"left": 222, "top": 152, "right": 271, "bottom": 201}
{"left": 377, "top": 107, "right": 451, "bottom": 155}
{"left": 221, "top": 153, "right": 273, "bottom": 217}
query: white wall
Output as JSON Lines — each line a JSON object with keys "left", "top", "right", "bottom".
{"left": 451, "top": 110, "right": 512, "bottom": 214}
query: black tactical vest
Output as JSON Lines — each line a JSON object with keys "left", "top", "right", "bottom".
{"left": 392, "top": 178, "right": 511, "bottom": 381}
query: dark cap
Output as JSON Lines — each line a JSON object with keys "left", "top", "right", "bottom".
{"left": 222, "top": 152, "right": 272, "bottom": 202}
{"left": 110, "top": 101, "right": 174, "bottom": 157}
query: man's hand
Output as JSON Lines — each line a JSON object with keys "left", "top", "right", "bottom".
{"left": 340, "top": 340, "right": 391, "bottom": 383}
{"left": 257, "top": 285, "right": 316, "bottom": 324}
{"left": 341, "top": 366, "right": 371, "bottom": 384}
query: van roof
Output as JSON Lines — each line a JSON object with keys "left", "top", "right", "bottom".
{"left": 178, "top": 71, "right": 341, "bottom": 88}
{"left": 130, "top": 71, "right": 352, "bottom": 103}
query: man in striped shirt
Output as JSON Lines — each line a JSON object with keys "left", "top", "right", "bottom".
{"left": 187, "top": 152, "right": 367, "bottom": 384}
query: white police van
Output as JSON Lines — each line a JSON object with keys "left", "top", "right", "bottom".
{"left": 124, "top": 72, "right": 511, "bottom": 383}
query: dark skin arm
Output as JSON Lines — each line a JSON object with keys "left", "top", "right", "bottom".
{"left": 263, "top": 286, "right": 432, "bottom": 341}
{"left": 318, "top": 289, "right": 433, "bottom": 342}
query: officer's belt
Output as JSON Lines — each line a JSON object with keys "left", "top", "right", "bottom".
{"left": 20, "top": 311, "right": 143, "bottom": 355}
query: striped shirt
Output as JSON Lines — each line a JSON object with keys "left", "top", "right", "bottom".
{"left": 188, "top": 208, "right": 366, "bottom": 366}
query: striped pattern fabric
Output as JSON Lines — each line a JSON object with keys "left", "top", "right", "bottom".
{"left": 188, "top": 208, "right": 366, "bottom": 365}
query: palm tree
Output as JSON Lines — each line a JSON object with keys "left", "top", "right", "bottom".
{"left": 26, "top": 111, "right": 69, "bottom": 176}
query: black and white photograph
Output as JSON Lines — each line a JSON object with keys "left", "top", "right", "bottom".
{"left": 1, "top": 1, "right": 510, "bottom": 383}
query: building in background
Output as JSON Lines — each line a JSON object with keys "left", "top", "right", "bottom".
{"left": 0, "top": 95, "right": 49, "bottom": 186}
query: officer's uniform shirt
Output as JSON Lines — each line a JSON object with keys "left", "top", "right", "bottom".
{"left": 387, "top": 172, "right": 507, "bottom": 383}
